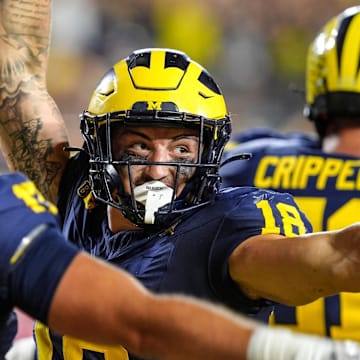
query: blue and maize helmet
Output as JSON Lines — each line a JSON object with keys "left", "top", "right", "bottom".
{"left": 80, "top": 48, "right": 232, "bottom": 227}
{"left": 304, "top": 6, "right": 360, "bottom": 137}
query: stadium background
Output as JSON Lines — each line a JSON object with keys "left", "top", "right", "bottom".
{"left": 46, "top": 0, "right": 358, "bottom": 142}
{"left": 3, "top": 0, "right": 359, "bottom": 173}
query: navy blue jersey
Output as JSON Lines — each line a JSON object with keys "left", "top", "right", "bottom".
{"left": 34, "top": 150, "right": 312, "bottom": 360}
{"left": 222, "top": 128, "right": 320, "bottom": 189}
{"left": 0, "top": 311, "right": 17, "bottom": 358}
{"left": 221, "top": 129, "right": 360, "bottom": 340}
{"left": 0, "top": 173, "right": 78, "bottom": 355}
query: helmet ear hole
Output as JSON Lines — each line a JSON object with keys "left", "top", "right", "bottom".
{"left": 105, "top": 165, "right": 121, "bottom": 194}
{"left": 307, "top": 96, "right": 328, "bottom": 121}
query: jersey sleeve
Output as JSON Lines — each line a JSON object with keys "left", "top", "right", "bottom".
{"left": 0, "top": 311, "right": 17, "bottom": 357}
{"left": 208, "top": 187, "right": 313, "bottom": 311}
{"left": 0, "top": 172, "right": 79, "bottom": 324}
{"left": 7, "top": 225, "right": 78, "bottom": 324}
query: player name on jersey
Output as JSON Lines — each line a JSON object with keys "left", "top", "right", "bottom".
{"left": 253, "top": 155, "right": 360, "bottom": 190}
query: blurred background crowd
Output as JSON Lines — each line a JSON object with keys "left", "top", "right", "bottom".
{"left": 3, "top": 0, "right": 360, "bottom": 170}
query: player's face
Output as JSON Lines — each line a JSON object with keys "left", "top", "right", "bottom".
{"left": 111, "top": 126, "right": 200, "bottom": 197}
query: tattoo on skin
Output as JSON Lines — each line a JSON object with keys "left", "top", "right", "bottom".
{"left": 0, "top": 0, "right": 49, "bottom": 93}
{"left": 2, "top": 0, "right": 50, "bottom": 38}
{"left": 0, "top": 0, "right": 62, "bottom": 198}
{"left": 7, "top": 116, "right": 61, "bottom": 197}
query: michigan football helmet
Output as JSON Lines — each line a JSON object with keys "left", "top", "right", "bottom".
{"left": 80, "top": 48, "right": 231, "bottom": 227}
{"left": 304, "top": 6, "right": 360, "bottom": 137}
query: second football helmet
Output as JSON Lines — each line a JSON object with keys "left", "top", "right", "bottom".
{"left": 80, "top": 48, "right": 231, "bottom": 227}
{"left": 304, "top": 6, "right": 360, "bottom": 137}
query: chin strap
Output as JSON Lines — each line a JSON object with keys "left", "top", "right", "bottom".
{"left": 134, "top": 181, "right": 174, "bottom": 224}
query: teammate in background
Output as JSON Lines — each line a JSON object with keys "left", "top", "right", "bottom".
{"left": 221, "top": 6, "right": 360, "bottom": 341}
{"left": 4, "top": 1, "right": 360, "bottom": 359}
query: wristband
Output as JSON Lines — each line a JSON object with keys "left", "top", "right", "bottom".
{"left": 247, "top": 326, "right": 335, "bottom": 360}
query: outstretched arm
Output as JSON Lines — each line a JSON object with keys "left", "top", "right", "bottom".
{"left": 18, "top": 231, "right": 360, "bottom": 360}
{"left": 0, "top": 0, "right": 69, "bottom": 202}
{"left": 229, "top": 223, "right": 360, "bottom": 305}
{"left": 50, "top": 251, "right": 253, "bottom": 360}
{"left": 2, "top": 172, "right": 359, "bottom": 360}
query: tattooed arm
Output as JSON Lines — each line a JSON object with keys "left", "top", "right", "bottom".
{"left": 0, "top": 0, "right": 69, "bottom": 202}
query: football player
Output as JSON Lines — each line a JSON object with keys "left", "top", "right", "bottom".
{"left": 221, "top": 5, "right": 360, "bottom": 342}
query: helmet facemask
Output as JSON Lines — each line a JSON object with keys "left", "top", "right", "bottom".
{"left": 80, "top": 48, "right": 231, "bottom": 228}
{"left": 81, "top": 109, "right": 231, "bottom": 228}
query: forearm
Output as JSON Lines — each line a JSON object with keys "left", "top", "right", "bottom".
{"left": 0, "top": 0, "right": 69, "bottom": 200}
{"left": 139, "top": 295, "right": 253, "bottom": 360}
{"left": 2, "top": 0, "right": 51, "bottom": 39}
{"left": 48, "top": 251, "right": 360, "bottom": 360}
{"left": 1, "top": 0, "right": 50, "bottom": 85}
{"left": 48, "top": 253, "right": 252, "bottom": 359}
{"left": 0, "top": 91, "right": 69, "bottom": 201}
{"left": 229, "top": 228, "right": 360, "bottom": 306}
{"left": 124, "top": 295, "right": 360, "bottom": 360}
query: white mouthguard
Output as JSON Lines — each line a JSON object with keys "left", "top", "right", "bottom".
{"left": 134, "top": 181, "right": 174, "bottom": 224}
